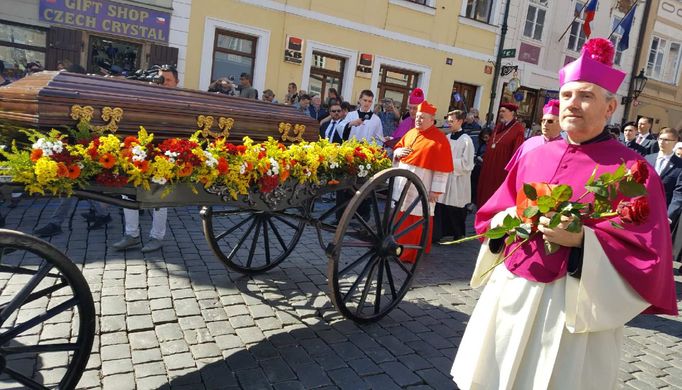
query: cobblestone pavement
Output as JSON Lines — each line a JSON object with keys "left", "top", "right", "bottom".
{"left": 0, "top": 198, "right": 680, "bottom": 389}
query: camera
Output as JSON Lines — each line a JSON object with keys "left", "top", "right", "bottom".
{"left": 126, "top": 64, "right": 175, "bottom": 85}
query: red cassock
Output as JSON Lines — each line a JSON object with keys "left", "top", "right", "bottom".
{"left": 476, "top": 120, "right": 525, "bottom": 206}
{"left": 393, "top": 126, "right": 453, "bottom": 263}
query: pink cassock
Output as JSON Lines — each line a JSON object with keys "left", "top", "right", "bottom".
{"left": 475, "top": 137, "right": 678, "bottom": 315}
{"left": 391, "top": 117, "right": 415, "bottom": 141}
{"left": 504, "top": 134, "right": 564, "bottom": 171}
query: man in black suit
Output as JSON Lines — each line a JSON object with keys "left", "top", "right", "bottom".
{"left": 622, "top": 121, "right": 648, "bottom": 156}
{"left": 319, "top": 101, "right": 344, "bottom": 143}
{"left": 645, "top": 128, "right": 682, "bottom": 214}
{"left": 636, "top": 117, "right": 659, "bottom": 154}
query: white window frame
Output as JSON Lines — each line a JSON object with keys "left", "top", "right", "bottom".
{"left": 646, "top": 35, "right": 682, "bottom": 85}
{"left": 199, "top": 18, "right": 270, "bottom": 93}
{"left": 461, "top": 0, "right": 496, "bottom": 24}
{"left": 369, "top": 56, "right": 431, "bottom": 99}
{"left": 567, "top": 1, "right": 587, "bottom": 52}
{"left": 301, "top": 41, "right": 357, "bottom": 102}
{"left": 609, "top": 15, "right": 625, "bottom": 67}
{"left": 523, "top": 0, "right": 548, "bottom": 41}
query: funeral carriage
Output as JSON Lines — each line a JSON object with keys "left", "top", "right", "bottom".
{"left": 0, "top": 71, "right": 431, "bottom": 388}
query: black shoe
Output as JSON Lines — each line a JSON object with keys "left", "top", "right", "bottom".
{"left": 81, "top": 210, "right": 97, "bottom": 222}
{"left": 88, "top": 214, "right": 112, "bottom": 230}
{"left": 33, "top": 223, "right": 62, "bottom": 237}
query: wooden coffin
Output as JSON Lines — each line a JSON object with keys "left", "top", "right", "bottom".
{"left": 0, "top": 71, "right": 319, "bottom": 143}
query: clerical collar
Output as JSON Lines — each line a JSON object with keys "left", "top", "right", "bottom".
{"left": 577, "top": 129, "right": 612, "bottom": 145}
{"left": 357, "top": 110, "right": 373, "bottom": 121}
{"left": 450, "top": 130, "right": 464, "bottom": 141}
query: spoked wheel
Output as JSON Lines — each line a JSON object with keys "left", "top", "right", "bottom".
{"left": 201, "top": 206, "right": 307, "bottom": 275}
{"left": 0, "top": 229, "right": 95, "bottom": 389}
{"left": 327, "top": 168, "right": 430, "bottom": 323}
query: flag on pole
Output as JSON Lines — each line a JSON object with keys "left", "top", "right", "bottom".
{"left": 582, "top": 0, "right": 598, "bottom": 38}
{"left": 618, "top": 4, "right": 637, "bottom": 51}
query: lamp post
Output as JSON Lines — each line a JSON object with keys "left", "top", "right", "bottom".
{"left": 486, "top": 0, "right": 512, "bottom": 127}
{"left": 621, "top": 69, "right": 648, "bottom": 122}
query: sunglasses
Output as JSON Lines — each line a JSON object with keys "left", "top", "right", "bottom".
{"left": 330, "top": 109, "right": 341, "bottom": 113}
{"left": 541, "top": 119, "right": 555, "bottom": 124}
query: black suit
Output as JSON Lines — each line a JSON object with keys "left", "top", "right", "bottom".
{"left": 623, "top": 140, "right": 648, "bottom": 156}
{"left": 645, "top": 153, "right": 682, "bottom": 214}
{"left": 319, "top": 120, "right": 343, "bottom": 144}
{"left": 638, "top": 133, "right": 659, "bottom": 155}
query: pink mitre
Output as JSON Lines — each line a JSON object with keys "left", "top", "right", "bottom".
{"left": 559, "top": 38, "right": 626, "bottom": 93}
{"left": 543, "top": 99, "right": 560, "bottom": 116}
{"left": 409, "top": 88, "right": 425, "bottom": 105}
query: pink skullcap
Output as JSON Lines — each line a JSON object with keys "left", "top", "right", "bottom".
{"left": 559, "top": 38, "right": 626, "bottom": 93}
{"left": 409, "top": 88, "right": 425, "bottom": 105}
{"left": 543, "top": 99, "right": 560, "bottom": 116}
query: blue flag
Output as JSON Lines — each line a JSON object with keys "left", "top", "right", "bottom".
{"left": 618, "top": 4, "right": 637, "bottom": 51}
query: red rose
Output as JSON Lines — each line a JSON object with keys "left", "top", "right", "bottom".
{"left": 617, "top": 196, "right": 649, "bottom": 224}
{"left": 630, "top": 160, "right": 649, "bottom": 184}
{"left": 217, "top": 157, "right": 228, "bottom": 174}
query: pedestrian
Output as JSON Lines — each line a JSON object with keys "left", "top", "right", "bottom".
{"left": 319, "top": 101, "right": 344, "bottom": 143}
{"left": 505, "top": 99, "right": 563, "bottom": 170}
{"left": 475, "top": 102, "right": 524, "bottom": 206}
{"left": 644, "top": 127, "right": 682, "bottom": 208}
{"left": 339, "top": 90, "right": 383, "bottom": 144}
{"left": 262, "top": 89, "right": 278, "bottom": 103}
{"left": 308, "top": 95, "right": 328, "bottom": 121}
{"left": 33, "top": 199, "right": 111, "bottom": 237}
{"left": 238, "top": 73, "right": 258, "bottom": 99}
{"left": 296, "top": 94, "right": 312, "bottom": 117}
{"left": 433, "top": 110, "right": 474, "bottom": 243}
{"left": 470, "top": 127, "right": 491, "bottom": 204}
{"left": 392, "top": 101, "right": 453, "bottom": 263}
{"left": 285, "top": 82, "right": 299, "bottom": 105}
{"left": 377, "top": 97, "right": 400, "bottom": 138}
{"left": 622, "top": 121, "right": 648, "bottom": 156}
{"left": 636, "top": 116, "right": 658, "bottom": 154}
{"left": 451, "top": 38, "right": 678, "bottom": 389}
{"left": 326, "top": 88, "right": 341, "bottom": 107}
{"left": 389, "top": 88, "right": 424, "bottom": 147}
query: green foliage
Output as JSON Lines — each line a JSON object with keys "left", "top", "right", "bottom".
{"left": 523, "top": 183, "right": 538, "bottom": 200}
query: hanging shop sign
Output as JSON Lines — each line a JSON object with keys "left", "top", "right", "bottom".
{"left": 39, "top": 0, "right": 171, "bottom": 43}
{"left": 284, "top": 36, "right": 303, "bottom": 64}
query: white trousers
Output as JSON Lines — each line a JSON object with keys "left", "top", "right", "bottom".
{"left": 124, "top": 208, "right": 167, "bottom": 240}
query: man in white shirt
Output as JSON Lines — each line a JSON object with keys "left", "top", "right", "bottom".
{"left": 340, "top": 90, "right": 384, "bottom": 145}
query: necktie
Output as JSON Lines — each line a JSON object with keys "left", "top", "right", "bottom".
{"left": 637, "top": 134, "right": 644, "bottom": 144}
{"left": 326, "top": 121, "right": 337, "bottom": 141}
{"left": 656, "top": 157, "right": 665, "bottom": 175}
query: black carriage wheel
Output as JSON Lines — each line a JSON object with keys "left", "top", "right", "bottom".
{"left": 0, "top": 229, "right": 95, "bottom": 390}
{"left": 327, "top": 168, "right": 430, "bottom": 323}
{"left": 201, "top": 206, "right": 307, "bottom": 275}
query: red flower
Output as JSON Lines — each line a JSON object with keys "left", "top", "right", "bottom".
{"left": 258, "top": 175, "right": 279, "bottom": 193}
{"left": 133, "top": 160, "right": 150, "bottom": 172}
{"left": 123, "top": 136, "right": 139, "bottom": 148}
{"left": 30, "top": 149, "right": 43, "bottom": 162}
{"left": 617, "top": 196, "right": 649, "bottom": 225}
{"left": 516, "top": 182, "right": 556, "bottom": 225}
{"left": 629, "top": 160, "right": 649, "bottom": 185}
{"left": 178, "top": 163, "right": 193, "bottom": 177}
{"left": 99, "top": 153, "right": 117, "bottom": 169}
{"left": 56, "top": 163, "right": 69, "bottom": 178}
{"left": 217, "top": 157, "right": 228, "bottom": 174}
{"left": 67, "top": 165, "right": 81, "bottom": 179}
{"left": 236, "top": 145, "right": 247, "bottom": 154}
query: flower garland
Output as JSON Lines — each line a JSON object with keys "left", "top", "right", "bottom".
{"left": 1, "top": 128, "right": 392, "bottom": 199}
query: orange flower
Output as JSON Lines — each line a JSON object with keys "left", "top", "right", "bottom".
{"left": 327, "top": 179, "right": 340, "bottom": 185}
{"left": 30, "top": 149, "right": 43, "bottom": 162}
{"left": 178, "top": 163, "right": 194, "bottom": 177}
{"left": 56, "top": 163, "right": 69, "bottom": 177}
{"left": 120, "top": 148, "right": 133, "bottom": 160}
{"left": 99, "top": 153, "right": 116, "bottom": 169}
{"left": 133, "top": 160, "right": 150, "bottom": 172}
{"left": 236, "top": 145, "right": 247, "bottom": 154}
{"left": 280, "top": 169, "right": 290, "bottom": 182}
{"left": 123, "top": 136, "right": 139, "bottom": 148}
{"left": 67, "top": 165, "right": 81, "bottom": 179}
{"left": 516, "top": 182, "right": 556, "bottom": 224}
{"left": 217, "top": 157, "right": 228, "bottom": 174}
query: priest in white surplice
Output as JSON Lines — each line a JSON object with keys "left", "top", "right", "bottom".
{"left": 451, "top": 38, "right": 678, "bottom": 390}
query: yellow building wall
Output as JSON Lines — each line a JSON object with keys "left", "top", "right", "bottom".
{"left": 184, "top": 0, "right": 497, "bottom": 119}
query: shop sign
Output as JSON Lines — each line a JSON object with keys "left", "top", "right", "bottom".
{"left": 39, "top": 0, "right": 171, "bottom": 43}
{"left": 283, "top": 36, "right": 303, "bottom": 64}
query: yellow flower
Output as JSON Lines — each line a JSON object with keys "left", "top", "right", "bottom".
{"left": 34, "top": 157, "right": 59, "bottom": 185}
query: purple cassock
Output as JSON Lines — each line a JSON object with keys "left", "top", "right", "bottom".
{"left": 476, "top": 136, "right": 678, "bottom": 316}
{"left": 504, "top": 134, "right": 564, "bottom": 171}
{"left": 391, "top": 116, "right": 415, "bottom": 142}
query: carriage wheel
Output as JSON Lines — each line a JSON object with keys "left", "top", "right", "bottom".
{"left": 328, "top": 168, "right": 430, "bottom": 323}
{"left": 0, "top": 229, "right": 95, "bottom": 389}
{"left": 201, "top": 206, "right": 306, "bottom": 275}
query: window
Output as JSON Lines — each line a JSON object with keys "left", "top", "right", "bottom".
{"left": 567, "top": 2, "right": 587, "bottom": 52}
{"left": 449, "top": 82, "right": 478, "bottom": 113}
{"left": 608, "top": 16, "right": 624, "bottom": 66}
{"left": 0, "top": 21, "right": 47, "bottom": 80}
{"left": 523, "top": 0, "right": 548, "bottom": 41}
{"left": 464, "top": 0, "right": 493, "bottom": 24}
{"left": 308, "top": 51, "right": 345, "bottom": 102}
{"left": 404, "top": 0, "right": 435, "bottom": 6}
{"left": 646, "top": 36, "right": 682, "bottom": 85}
{"left": 378, "top": 66, "right": 420, "bottom": 113}
{"left": 211, "top": 29, "right": 257, "bottom": 83}
{"left": 88, "top": 35, "right": 141, "bottom": 74}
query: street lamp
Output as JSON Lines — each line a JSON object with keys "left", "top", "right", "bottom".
{"left": 621, "top": 69, "right": 648, "bottom": 105}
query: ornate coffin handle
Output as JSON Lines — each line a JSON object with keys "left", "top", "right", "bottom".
{"left": 278, "top": 122, "right": 292, "bottom": 141}
{"left": 70, "top": 105, "right": 123, "bottom": 134}
{"left": 279, "top": 122, "right": 305, "bottom": 142}
{"left": 217, "top": 117, "right": 234, "bottom": 138}
{"left": 292, "top": 124, "right": 306, "bottom": 142}
{"left": 197, "top": 115, "right": 215, "bottom": 137}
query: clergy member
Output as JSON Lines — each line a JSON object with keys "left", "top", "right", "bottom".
{"left": 476, "top": 102, "right": 525, "bottom": 206}
{"left": 392, "top": 101, "right": 454, "bottom": 263}
{"left": 452, "top": 38, "right": 677, "bottom": 389}
{"left": 388, "top": 88, "right": 424, "bottom": 147}
{"left": 505, "top": 99, "right": 564, "bottom": 170}
{"left": 434, "top": 110, "right": 475, "bottom": 243}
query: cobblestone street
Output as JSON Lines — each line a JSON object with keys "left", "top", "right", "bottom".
{"left": 1, "top": 198, "right": 680, "bottom": 389}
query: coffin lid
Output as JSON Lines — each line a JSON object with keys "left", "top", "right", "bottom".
{"left": 0, "top": 71, "right": 319, "bottom": 143}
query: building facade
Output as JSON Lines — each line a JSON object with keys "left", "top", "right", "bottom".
{"left": 630, "top": 0, "right": 682, "bottom": 132}
{"left": 0, "top": 0, "right": 190, "bottom": 85}
{"left": 492, "top": 0, "right": 644, "bottom": 127}
{"left": 183, "top": 0, "right": 503, "bottom": 119}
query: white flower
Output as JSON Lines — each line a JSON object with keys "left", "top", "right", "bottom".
{"left": 269, "top": 158, "right": 280, "bottom": 175}
{"left": 77, "top": 162, "right": 84, "bottom": 169}
{"left": 365, "top": 164, "right": 371, "bottom": 170}
{"left": 132, "top": 145, "right": 147, "bottom": 162}
{"left": 239, "top": 162, "right": 247, "bottom": 175}
{"left": 152, "top": 176, "right": 167, "bottom": 185}
{"left": 164, "top": 150, "right": 178, "bottom": 163}
{"left": 203, "top": 150, "right": 218, "bottom": 167}
{"left": 330, "top": 162, "right": 339, "bottom": 169}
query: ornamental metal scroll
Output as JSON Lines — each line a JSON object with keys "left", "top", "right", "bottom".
{"left": 278, "top": 122, "right": 306, "bottom": 142}
{"left": 196, "top": 115, "right": 234, "bottom": 138}
{"left": 70, "top": 105, "right": 124, "bottom": 134}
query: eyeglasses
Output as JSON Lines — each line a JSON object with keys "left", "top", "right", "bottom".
{"left": 659, "top": 138, "right": 677, "bottom": 142}
{"left": 330, "top": 109, "right": 341, "bottom": 113}
{"left": 541, "top": 119, "right": 555, "bottom": 124}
